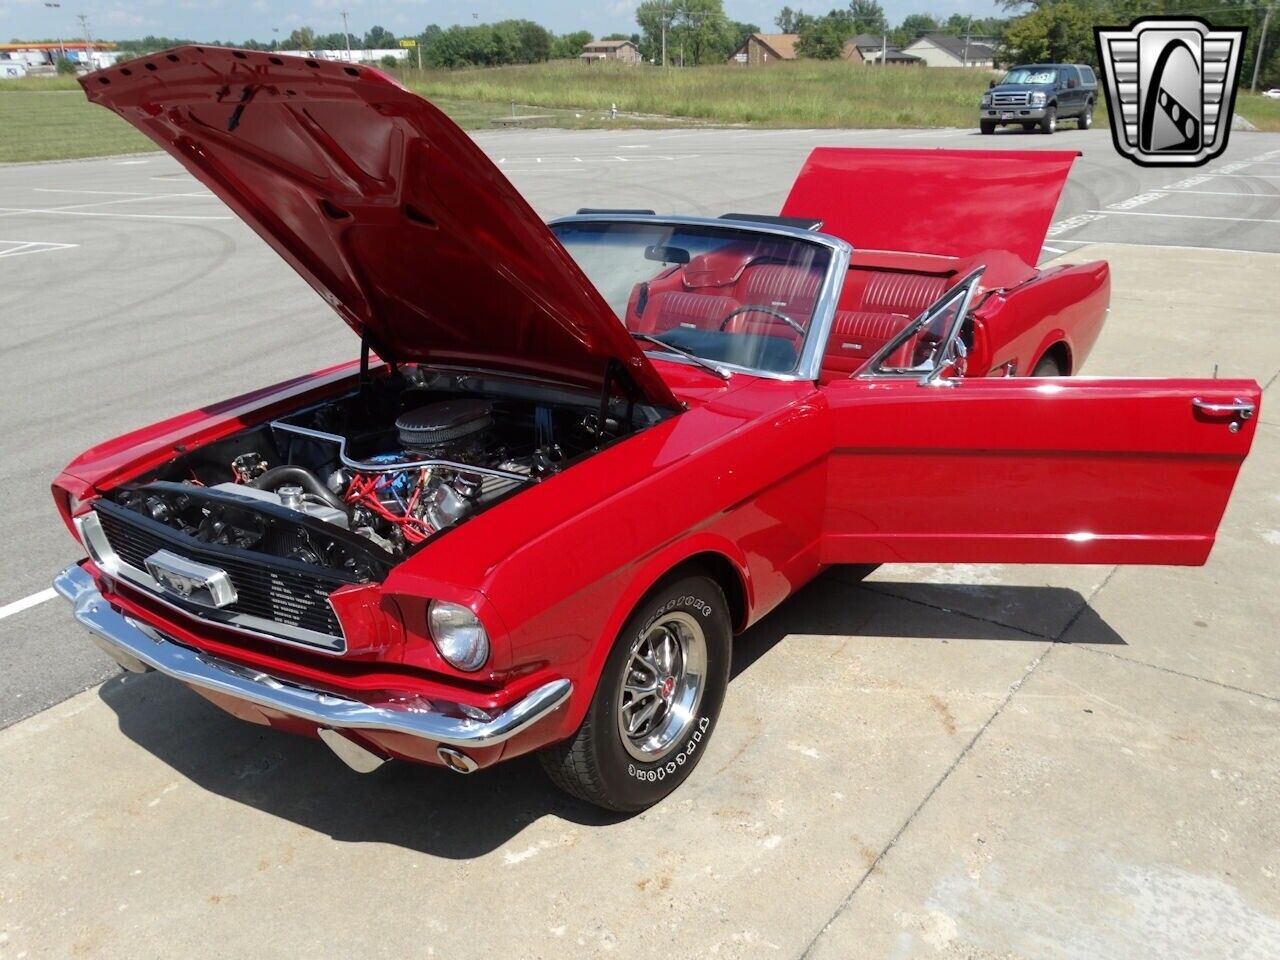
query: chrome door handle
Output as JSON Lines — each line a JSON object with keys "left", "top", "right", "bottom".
{"left": 1193, "top": 397, "right": 1255, "bottom": 419}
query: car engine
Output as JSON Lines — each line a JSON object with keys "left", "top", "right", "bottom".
{"left": 103, "top": 371, "right": 637, "bottom": 579}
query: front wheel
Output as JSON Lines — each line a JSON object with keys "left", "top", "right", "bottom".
{"left": 539, "top": 574, "right": 732, "bottom": 812}
{"left": 1078, "top": 104, "right": 1093, "bottom": 129}
{"left": 1040, "top": 106, "right": 1057, "bottom": 134}
{"left": 980, "top": 120, "right": 996, "bottom": 135}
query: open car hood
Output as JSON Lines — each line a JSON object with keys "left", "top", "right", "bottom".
{"left": 81, "top": 47, "right": 678, "bottom": 408}
{"left": 781, "top": 147, "right": 1078, "bottom": 267}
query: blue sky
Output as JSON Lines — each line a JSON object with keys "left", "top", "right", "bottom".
{"left": 5, "top": 0, "right": 1004, "bottom": 44}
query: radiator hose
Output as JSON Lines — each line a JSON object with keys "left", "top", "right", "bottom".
{"left": 250, "top": 466, "right": 346, "bottom": 512}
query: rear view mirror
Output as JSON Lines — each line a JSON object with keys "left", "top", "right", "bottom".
{"left": 644, "top": 244, "right": 690, "bottom": 264}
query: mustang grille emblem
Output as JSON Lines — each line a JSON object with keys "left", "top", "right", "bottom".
{"left": 144, "top": 550, "right": 238, "bottom": 609}
{"left": 1094, "top": 17, "right": 1246, "bottom": 167}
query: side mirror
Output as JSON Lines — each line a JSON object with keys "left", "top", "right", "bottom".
{"left": 988, "top": 80, "right": 997, "bottom": 89}
{"left": 947, "top": 337, "right": 969, "bottom": 379}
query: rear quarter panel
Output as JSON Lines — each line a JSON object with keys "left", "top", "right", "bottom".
{"left": 973, "top": 259, "right": 1110, "bottom": 376}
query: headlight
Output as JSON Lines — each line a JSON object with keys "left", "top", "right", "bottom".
{"left": 981, "top": 93, "right": 992, "bottom": 106}
{"left": 1030, "top": 91, "right": 1047, "bottom": 105}
{"left": 428, "top": 600, "right": 489, "bottom": 671}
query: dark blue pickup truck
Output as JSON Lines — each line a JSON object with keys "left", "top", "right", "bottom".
{"left": 980, "top": 63, "right": 1098, "bottom": 135}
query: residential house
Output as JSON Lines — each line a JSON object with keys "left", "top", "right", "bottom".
{"left": 728, "top": 33, "right": 799, "bottom": 66}
{"left": 902, "top": 33, "right": 996, "bottom": 68}
{"left": 581, "top": 39, "right": 642, "bottom": 65}
{"left": 842, "top": 33, "right": 922, "bottom": 66}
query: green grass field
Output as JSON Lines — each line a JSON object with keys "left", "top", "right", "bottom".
{"left": 408, "top": 60, "right": 994, "bottom": 128}
{"left": 2, "top": 65, "right": 1277, "bottom": 164}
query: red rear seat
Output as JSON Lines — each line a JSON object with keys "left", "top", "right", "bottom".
{"left": 737, "top": 263, "right": 824, "bottom": 317}
{"left": 819, "top": 271, "right": 949, "bottom": 379}
{"left": 860, "top": 271, "right": 948, "bottom": 316}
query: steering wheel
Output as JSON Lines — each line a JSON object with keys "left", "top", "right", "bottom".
{"left": 717, "top": 305, "right": 805, "bottom": 336}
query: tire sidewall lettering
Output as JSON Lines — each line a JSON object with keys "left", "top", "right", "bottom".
{"left": 628, "top": 715, "right": 711, "bottom": 782}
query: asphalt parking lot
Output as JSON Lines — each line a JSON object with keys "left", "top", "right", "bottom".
{"left": 1, "top": 125, "right": 1278, "bottom": 958}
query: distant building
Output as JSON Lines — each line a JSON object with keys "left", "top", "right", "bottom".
{"left": 841, "top": 34, "right": 922, "bottom": 66}
{"left": 276, "top": 48, "right": 409, "bottom": 65}
{"left": 0, "top": 41, "right": 122, "bottom": 70}
{"left": 728, "top": 33, "right": 799, "bottom": 66}
{"left": 902, "top": 33, "right": 996, "bottom": 68}
{"left": 581, "top": 40, "right": 641, "bottom": 65}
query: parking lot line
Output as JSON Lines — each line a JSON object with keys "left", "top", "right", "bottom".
{"left": 0, "top": 206, "right": 233, "bottom": 221}
{"left": 1086, "top": 209, "right": 1280, "bottom": 224}
{"left": 0, "top": 588, "right": 56, "bottom": 622}
{"left": 1161, "top": 188, "right": 1280, "bottom": 197}
{"left": 32, "top": 187, "right": 213, "bottom": 199}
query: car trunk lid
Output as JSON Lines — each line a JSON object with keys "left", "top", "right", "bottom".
{"left": 781, "top": 147, "right": 1078, "bottom": 267}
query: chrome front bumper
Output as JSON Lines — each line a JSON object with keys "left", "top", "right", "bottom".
{"left": 983, "top": 107, "right": 1048, "bottom": 120}
{"left": 54, "top": 564, "right": 571, "bottom": 751}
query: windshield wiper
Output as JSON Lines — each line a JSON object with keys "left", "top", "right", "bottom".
{"left": 631, "top": 333, "right": 732, "bottom": 380}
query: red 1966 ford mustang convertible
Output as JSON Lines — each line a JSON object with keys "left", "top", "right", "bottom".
{"left": 53, "top": 49, "right": 1260, "bottom": 811}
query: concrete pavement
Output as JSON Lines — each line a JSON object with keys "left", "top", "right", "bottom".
{"left": 1, "top": 127, "right": 1278, "bottom": 958}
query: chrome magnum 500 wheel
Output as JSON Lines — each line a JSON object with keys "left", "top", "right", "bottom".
{"left": 540, "top": 574, "right": 731, "bottom": 812}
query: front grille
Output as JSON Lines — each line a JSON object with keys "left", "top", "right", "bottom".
{"left": 992, "top": 92, "right": 1031, "bottom": 107}
{"left": 94, "top": 507, "right": 347, "bottom": 647}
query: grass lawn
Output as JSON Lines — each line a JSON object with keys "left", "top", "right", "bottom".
{"left": 0, "top": 81, "right": 152, "bottom": 163}
{"left": 2, "top": 66, "right": 1277, "bottom": 164}
{"left": 408, "top": 60, "right": 995, "bottom": 128}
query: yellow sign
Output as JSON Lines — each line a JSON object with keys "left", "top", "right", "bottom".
{"left": 399, "top": 39, "right": 416, "bottom": 48}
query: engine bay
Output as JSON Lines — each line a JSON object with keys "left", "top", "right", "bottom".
{"left": 105, "top": 367, "right": 660, "bottom": 580}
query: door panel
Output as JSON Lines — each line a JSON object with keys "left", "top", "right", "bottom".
{"left": 821, "top": 376, "right": 1259, "bottom": 565}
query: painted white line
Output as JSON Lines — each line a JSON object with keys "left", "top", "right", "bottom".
{"left": 1085, "top": 208, "right": 1280, "bottom": 224}
{"left": 32, "top": 187, "right": 213, "bottom": 198}
{"left": 1198, "top": 173, "right": 1280, "bottom": 180}
{"left": 0, "top": 240, "right": 78, "bottom": 259}
{"left": 0, "top": 588, "right": 57, "bottom": 621}
{"left": 1041, "top": 245, "right": 1069, "bottom": 255}
{"left": 0, "top": 206, "right": 233, "bottom": 221}
{"left": 1052, "top": 238, "right": 1279, "bottom": 255}
{"left": 1161, "top": 188, "right": 1280, "bottom": 197}
{"left": 115, "top": 159, "right": 150, "bottom": 165}
{"left": 1046, "top": 212, "right": 1107, "bottom": 236}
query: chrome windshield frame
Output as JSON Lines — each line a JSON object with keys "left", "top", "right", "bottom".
{"left": 548, "top": 214, "right": 853, "bottom": 383}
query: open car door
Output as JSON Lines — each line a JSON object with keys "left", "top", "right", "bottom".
{"left": 820, "top": 275, "right": 1260, "bottom": 566}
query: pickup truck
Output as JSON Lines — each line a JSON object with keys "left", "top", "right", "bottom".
{"left": 981, "top": 63, "right": 1098, "bottom": 135}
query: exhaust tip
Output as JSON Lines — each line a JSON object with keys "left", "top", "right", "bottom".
{"left": 437, "top": 746, "right": 478, "bottom": 774}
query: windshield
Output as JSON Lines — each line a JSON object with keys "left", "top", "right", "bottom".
{"left": 550, "top": 220, "right": 833, "bottom": 376}
{"left": 1001, "top": 67, "right": 1059, "bottom": 85}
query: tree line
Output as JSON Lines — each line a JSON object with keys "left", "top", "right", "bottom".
{"left": 78, "top": 0, "right": 1278, "bottom": 86}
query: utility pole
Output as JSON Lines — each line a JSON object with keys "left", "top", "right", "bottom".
{"left": 881, "top": 34, "right": 887, "bottom": 67}
{"left": 340, "top": 10, "right": 352, "bottom": 63}
{"left": 77, "top": 12, "right": 92, "bottom": 69}
{"left": 1253, "top": 4, "right": 1273, "bottom": 92}
{"left": 661, "top": 1, "right": 668, "bottom": 67}
{"left": 43, "top": 2, "right": 64, "bottom": 58}
{"left": 963, "top": 16, "right": 972, "bottom": 67}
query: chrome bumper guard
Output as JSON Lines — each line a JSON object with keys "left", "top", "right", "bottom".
{"left": 54, "top": 564, "right": 571, "bottom": 750}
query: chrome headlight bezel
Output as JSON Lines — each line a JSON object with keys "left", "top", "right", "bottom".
{"left": 981, "top": 93, "right": 992, "bottom": 107}
{"left": 1030, "top": 91, "right": 1047, "bottom": 106}
{"left": 427, "top": 600, "right": 490, "bottom": 672}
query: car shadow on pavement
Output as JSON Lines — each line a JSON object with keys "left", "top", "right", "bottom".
{"left": 96, "top": 564, "right": 1123, "bottom": 857}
